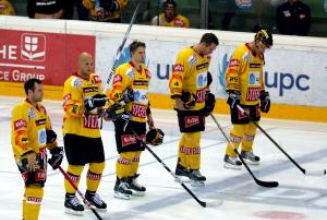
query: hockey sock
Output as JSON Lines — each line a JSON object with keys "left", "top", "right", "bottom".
{"left": 116, "top": 152, "right": 135, "bottom": 179}
{"left": 131, "top": 151, "right": 141, "bottom": 176}
{"left": 23, "top": 186, "right": 44, "bottom": 220}
{"left": 183, "top": 132, "right": 201, "bottom": 170}
{"left": 87, "top": 162, "right": 105, "bottom": 192}
{"left": 241, "top": 122, "right": 257, "bottom": 152}
{"left": 226, "top": 124, "right": 245, "bottom": 156}
{"left": 65, "top": 165, "right": 84, "bottom": 194}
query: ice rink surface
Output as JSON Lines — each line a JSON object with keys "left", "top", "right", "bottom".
{"left": 1, "top": 96, "right": 327, "bottom": 220}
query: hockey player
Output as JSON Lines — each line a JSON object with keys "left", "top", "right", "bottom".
{"left": 82, "top": 0, "right": 127, "bottom": 23}
{"left": 151, "top": 0, "right": 190, "bottom": 28}
{"left": 224, "top": 29, "right": 272, "bottom": 169}
{"left": 169, "top": 33, "right": 219, "bottom": 186}
{"left": 11, "top": 78, "right": 63, "bottom": 220}
{"left": 107, "top": 41, "right": 163, "bottom": 200}
{"left": 62, "top": 52, "right": 108, "bottom": 214}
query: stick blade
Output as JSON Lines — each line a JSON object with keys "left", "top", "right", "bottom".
{"left": 255, "top": 179, "right": 279, "bottom": 188}
{"left": 305, "top": 169, "right": 326, "bottom": 176}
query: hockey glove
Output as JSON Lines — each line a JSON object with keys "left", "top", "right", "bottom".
{"left": 122, "top": 89, "right": 134, "bottom": 104}
{"left": 146, "top": 128, "right": 165, "bottom": 146}
{"left": 227, "top": 90, "right": 241, "bottom": 109}
{"left": 204, "top": 92, "right": 216, "bottom": 116}
{"left": 181, "top": 91, "right": 196, "bottom": 109}
{"left": 260, "top": 91, "right": 271, "bottom": 113}
{"left": 85, "top": 94, "right": 108, "bottom": 110}
{"left": 106, "top": 103, "right": 125, "bottom": 120}
{"left": 48, "top": 147, "right": 63, "bottom": 170}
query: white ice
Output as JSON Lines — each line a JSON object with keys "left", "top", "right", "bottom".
{"left": 1, "top": 96, "right": 327, "bottom": 220}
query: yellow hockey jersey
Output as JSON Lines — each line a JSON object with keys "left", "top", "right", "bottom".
{"left": 108, "top": 61, "right": 151, "bottom": 123}
{"left": 83, "top": 0, "right": 127, "bottom": 21}
{"left": 0, "top": 0, "right": 15, "bottom": 15}
{"left": 169, "top": 47, "right": 210, "bottom": 111}
{"left": 225, "top": 44, "right": 265, "bottom": 106}
{"left": 11, "top": 99, "right": 52, "bottom": 158}
{"left": 153, "top": 13, "right": 190, "bottom": 28}
{"left": 63, "top": 72, "right": 103, "bottom": 138}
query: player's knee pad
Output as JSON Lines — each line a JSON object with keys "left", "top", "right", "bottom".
{"left": 67, "top": 165, "right": 84, "bottom": 175}
{"left": 184, "top": 132, "right": 201, "bottom": 146}
{"left": 89, "top": 162, "right": 105, "bottom": 175}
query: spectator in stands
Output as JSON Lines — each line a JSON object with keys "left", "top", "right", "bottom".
{"left": 82, "top": 0, "right": 127, "bottom": 23}
{"left": 276, "top": 0, "right": 311, "bottom": 36}
{"left": 62, "top": 0, "right": 89, "bottom": 20}
{"left": 27, "top": 0, "right": 64, "bottom": 19}
{"left": 0, "top": 0, "right": 15, "bottom": 15}
{"left": 151, "top": 0, "right": 190, "bottom": 28}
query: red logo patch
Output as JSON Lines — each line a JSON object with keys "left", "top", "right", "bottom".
{"left": 92, "top": 75, "right": 102, "bottom": 83}
{"left": 229, "top": 59, "right": 240, "bottom": 67}
{"left": 35, "top": 170, "right": 46, "bottom": 181}
{"left": 84, "top": 114, "right": 99, "bottom": 129}
{"left": 14, "top": 119, "right": 27, "bottom": 131}
{"left": 132, "top": 104, "right": 147, "bottom": 118}
{"left": 246, "top": 88, "right": 261, "bottom": 101}
{"left": 196, "top": 89, "right": 206, "bottom": 103}
{"left": 173, "top": 64, "right": 184, "bottom": 72}
{"left": 121, "top": 134, "right": 137, "bottom": 147}
{"left": 184, "top": 116, "right": 200, "bottom": 128}
{"left": 113, "top": 75, "right": 122, "bottom": 84}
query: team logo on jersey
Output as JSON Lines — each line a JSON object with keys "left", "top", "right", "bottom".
{"left": 21, "top": 33, "right": 46, "bottom": 61}
{"left": 283, "top": 10, "right": 291, "bottom": 18}
{"left": 249, "top": 72, "right": 260, "bottom": 86}
{"left": 173, "top": 64, "right": 184, "bottom": 72}
{"left": 28, "top": 107, "right": 37, "bottom": 120}
{"left": 35, "top": 119, "right": 46, "bottom": 126}
{"left": 188, "top": 55, "right": 197, "bottom": 67}
{"left": 71, "top": 77, "right": 83, "bottom": 88}
{"left": 197, "top": 72, "right": 208, "bottom": 88}
{"left": 38, "top": 129, "right": 47, "bottom": 145}
{"left": 246, "top": 88, "right": 261, "bottom": 101}
{"left": 229, "top": 59, "right": 240, "bottom": 68}
{"left": 126, "top": 68, "right": 135, "bottom": 79}
{"left": 14, "top": 119, "right": 27, "bottom": 131}
{"left": 92, "top": 75, "right": 102, "bottom": 84}
{"left": 113, "top": 75, "right": 122, "bottom": 83}
{"left": 235, "top": 0, "right": 253, "bottom": 10}
{"left": 132, "top": 104, "right": 147, "bottom": 118}
{"left": 133, "top": 89, "right": 148, "bottom": 104}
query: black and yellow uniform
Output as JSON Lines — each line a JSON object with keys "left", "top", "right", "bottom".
{"left": 82, "top": 0, "right": 127, "bottom": 22}
{"left": 169, "top": 47, "right": 211, "bottom": 171}
{"left": 152, "top": 13, "right": 190, "bottom": 28}
{"left": 11, "top": 99, "right": 52, "bottom": 220}
{"left": 108, "top": 61, "right": 151, "bottom": 181}
{"left": 62, "top": 72, "right": 105, "bottom": 197}
{"left": 0, "top": 0, "right": 15, "bottom": 15}
{"left": 225, "top": 43, "right": 265, "bottom": 157}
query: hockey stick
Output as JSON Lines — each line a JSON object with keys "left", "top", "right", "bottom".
{"left": 57, "top": 166, "right": 103, "bottom": 220}
{"left": 236, "top": 105, "right": 326, "bottom": 176}
{"left": 130, "top": 129, "right": 207, "bottom": 208}
{"left": 103, "top": 2, "right": 141, "bottom": 93}
{"left": 210, "top": 113, "right": 279, "bottom": 188}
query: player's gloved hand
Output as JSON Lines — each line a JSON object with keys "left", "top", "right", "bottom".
{"left": 105, "top": 103, "right": 125, "bottom": 120}
{"left": 204, "top": 92, "right": 216, "bottom": 116}
{"left": 85, "top": 94, "right": 108, "bottom": 110}
{"left": 122, "top": 89, "right": 134, "bottom": 103}
{"left": 48, "top": 147, "right": 64, "bottom": 170}
{"left": 181, "top": 92, "right": 196, "bottom": 109}
{"left": 260, "top": 91, "right": 270, "bottom": 113}
{"left": 227, "top": 90, "right": 241, "bottom": 109}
